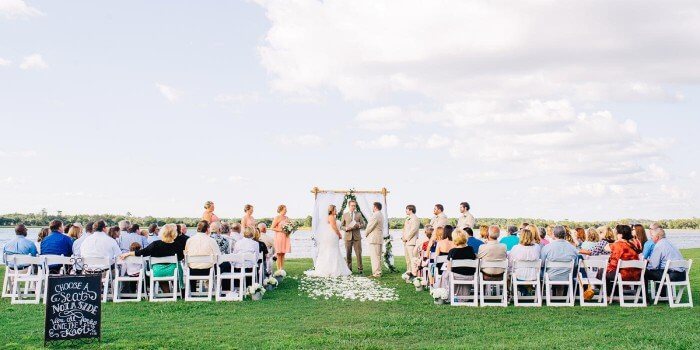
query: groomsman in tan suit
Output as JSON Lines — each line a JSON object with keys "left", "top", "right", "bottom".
{"left": 456, "top": 202, "right": 475, "bottom": 230}
{"left": 402, "top": 204, "right": 420, "bottom": 273}
{"left": 365, "top": 202, "right": 384, "bottom": 278}
{"left": 340, "top": 200, "right": 366, "bottom": 273}
{"left": 429, "top": 204, "right": 448, "bottom": 229}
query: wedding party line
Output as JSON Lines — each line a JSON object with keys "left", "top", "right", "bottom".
{"left": 1, "top": 200, "right": 695, "bottom": 308}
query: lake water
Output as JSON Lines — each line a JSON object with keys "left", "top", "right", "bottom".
{"left": 2, "top": 227, "right": 700, "bottom": 264}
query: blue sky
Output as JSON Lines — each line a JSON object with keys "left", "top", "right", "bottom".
{"left": 1, "top": 0, "right": 698, "bottom": 220}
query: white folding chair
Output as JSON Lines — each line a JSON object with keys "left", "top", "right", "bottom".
{"left": 478, "top": 260, "right": 508, "bottom": 307}
{"left": 650, "top": 259, "right": 692, "bottom": 308}
{"left": 239, "top": 252, "right": 258, "bottom": 298}
{"left": 42, "top": 255, "right": 75, "bottom": 303}
{"left": 575, "top": 257, "right": 608, "bottom": 306}
{"left": 184, "top": 255, "right": 216, "bottom": 301}
{"left": 3, "top": 254, "right": 30, "bottom": 298}
{"left": 449, "top": 259, "right": 479, "bottom": 306}
{"left": 433, "top": 255, "right": 448, "bottom": 288}
{"left": 148, "top": 255, "right": 179, "bottom": 302}
{"left": 543, "top": 260, "right": 575, "bottom": 307}
{"left": 10, "top": 255, "right": 45, "bottom": 304}
{"left": 81, "top": 256, "right": 113, "bottom": 302}
{"left": 215, "top": 254, "right": 245, "bottom": 301}
{"left": 511, "top": 259, "right": 542, "bottom": 307}
{"left": 113, "top": 256, "right": 146, "bottom": 303}
{"left": 610, "top": 260, "right": 647, "bottom": 307}
{"left": 419, "top": 250, "right": 430, "bottom": 284}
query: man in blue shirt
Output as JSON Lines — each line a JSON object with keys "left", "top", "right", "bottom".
{"left": 2, "top": 224, "right": 38, "bottom": 268}
{"left": 40, "top": 220, "right": 73, "bottom": 273}
{"left": 540, "top": 226, "right": 578, "bottom": 281}
{"left": 116, "top": 220, "right": 148, "bottom": 253}
{"left": 499, "top": 226, "right": 520, "bottom": 252}
{"left": 464, "top": 227, "right": 483, "bottom": 253}
{"left": 645, "top": 228, "right": 685, "bottom": 282}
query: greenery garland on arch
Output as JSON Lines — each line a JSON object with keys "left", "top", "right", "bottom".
{"left": 335, "top": 189, "right": 396, "bottom": 273}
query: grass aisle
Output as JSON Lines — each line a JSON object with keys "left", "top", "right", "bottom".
{"left": 1, "top": 250, "right": 699, "bottom": 349}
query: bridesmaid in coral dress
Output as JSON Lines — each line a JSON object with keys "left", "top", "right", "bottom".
{"left": 271, "top": 204, "right": 291, "bottom": 271}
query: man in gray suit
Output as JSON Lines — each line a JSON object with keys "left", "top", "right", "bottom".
{"left": 340, "top": 200, "right": 366, "bottom": 273}
{"left": 365, "top": 202, "right": 385, "bottom": 278}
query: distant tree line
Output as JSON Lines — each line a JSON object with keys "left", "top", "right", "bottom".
{"left": 1, "top": 213, "right": 698, "bottom": 230}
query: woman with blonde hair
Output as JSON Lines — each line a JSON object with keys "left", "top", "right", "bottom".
{"left": 479, "top": 225, "right": 489, "bottom": 241}
{"left": 508, "top": 228, "right": 541, "bottom": 287}
{"left": 202, "top": 201, "right": 220, "bottom": 223}
{"left": 526, "top": 224, "right": 541, "bottom": 244}
{"left": 67, "top": 224, "right": 82, "bottom": 241}
{"left": 241, "top": 204, "right": 256, "bottom": 229}
{"left": 581, "top": 226, "right": 614, "bottom": 256}
{"left": 580, "top": 228, "right": 600, "bottom": 251}
{"left": 271, "top": 204, "right": 292, "bottom": 271}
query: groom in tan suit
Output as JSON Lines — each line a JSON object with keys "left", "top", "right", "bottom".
{"left": 365, "top": 202, "right": 384, "bottom": 278}
{"left": 340, "top": 200, "right": 366, "bottom": 273}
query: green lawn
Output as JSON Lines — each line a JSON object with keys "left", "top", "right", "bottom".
{"left": 2, "top": 250, "right": 699, "bottom": 349}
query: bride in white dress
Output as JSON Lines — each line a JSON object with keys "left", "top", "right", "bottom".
{"left": 305, "top": 204, "right": 352, "bottom": 278}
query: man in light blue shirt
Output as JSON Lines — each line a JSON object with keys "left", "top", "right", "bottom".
{"left": 116, "top": 220, "right": 148, "bottom": 253}
{"left": 2, "top": 224, "right": 38, "bottom": 268}
{"left": 646, "top": 228, "right": 685, "bottom": 282}
{"left": 540, "top": 226, "right": 578, "bottom": 281}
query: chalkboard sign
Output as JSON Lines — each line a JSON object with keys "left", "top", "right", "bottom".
{"left": 44, "top": 274, "right": 102, "bottom": 345}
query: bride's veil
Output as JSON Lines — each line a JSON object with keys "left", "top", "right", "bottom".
{"left": 311, "top": 192, "right": 344, "bottom": 263}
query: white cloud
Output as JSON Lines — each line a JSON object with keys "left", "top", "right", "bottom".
{"left": 355, "top": 106, "right": 405, "bottom": 130}
{"left": 0, "top": 57, "right": 11, "bottom": 66}
{"left": 0, "top": 0, "right": 44, "bottom": 19}
{"left": 355, "top": 134, "right": 401, "bottom": 149}
{"left": 19, "top": 53, "right": 48, "bottom": 70}
{"left": 228, "top": 175, "right": 249, "bottom": 183}
{"left": 155, "top": 83, "right": 183, "bottom": 102}
{"left": 277, "top": 134, "right": 324, "bottom": 147}
{"left": 215, "top": 92, "right": 261, "bottom": 104}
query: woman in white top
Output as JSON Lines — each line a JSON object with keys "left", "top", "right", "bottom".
{"left": 508, "top": 228, "right": 541, "bottom": 282}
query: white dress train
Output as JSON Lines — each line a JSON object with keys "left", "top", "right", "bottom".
{"left": 305, "top": 218, "right": 351, "bottom": 278}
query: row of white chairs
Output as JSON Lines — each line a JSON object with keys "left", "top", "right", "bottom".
{"left": 2, "top": 253, "right": 263, "bottom": 304}
{"left": 425, "top": 255, "right": 693, "bottom": 308}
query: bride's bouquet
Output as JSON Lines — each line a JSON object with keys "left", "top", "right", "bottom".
{"left": 283, "top": 221, "right": 301, "bottom": 236}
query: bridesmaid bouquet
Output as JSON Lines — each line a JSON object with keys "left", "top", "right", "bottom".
{"left": 282, "top": 221, "right": 301, "bottom": 236}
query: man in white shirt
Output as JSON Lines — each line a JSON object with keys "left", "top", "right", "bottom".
{"left": 72, "top": 221, "right": 94, "bottom": 258}
{"left": 184, "top": 221, "right": 221, "bottom": 291}
{"left": 429, "top": 204, "right": 448, "bottom": 229}
{"left": 79, "top": 220, "right": 122, "bottom": 270}
{"left": 456, "top": 202, "right": 475, "bottom": 230}
{"left": 257, "top": 223, "right": 275, "bottom": 275}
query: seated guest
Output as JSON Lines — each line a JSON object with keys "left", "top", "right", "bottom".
{"left": 477, "top": 226, "right": 507, "bottom": 280}
{"left": 526, "top": 224, "right": 541, "bottom": 244}
{"left": 253, "top": 228, "right": 270, "bottom": 277}
{"left": 147, "top": 224, "right": 160, "bottom": 244}
{"left": 508, "top": 228, "right": 541, "bottom": 282}
{"left": 184, "top": 220, "right": 221, "bottom": 290}
{"left": 606, "top": 225, "right": 642, "bottom": 292}
{"left": 2, "top": 224, "right": 38, "bottom": 268}
{"left": 464, "top": 227, "right": 483, "bottom": 253}
{"left": 499, "top": 226, "right": 519, "bottom": 252}
{"left": 540, "top": 226, "right": 578, "bottom": 281}
{"left": 37, "top": 227, "right": 50, "bottom": 244}
{"left": 174, "top": 224, "right": 189, "bottom": 260}
{"left": 478, "top": 225, "right": 489, "bottom": 241}
{"left": 412, "top": 225, "right": 433, "bottom": 277}
{"left": 232, "top": 227, "right": 261, "bottom": 288}
{"left": 642, "top": 223, "right": 660, "bottom": 259}
{"left": 538, "top": 227, "right": 549, "bottom": 246}
{"left": 580, "top": 228, "right": 599, "bottom": 251}
{"left": 40, "top": 220, "right": 73, "bottom": 273}
{"left": 79, "top": 220, "right": 122, "bottom": 271}
{"left": 67, "top": 224, "right": 82, "bottom": 241}
{"left": 107, "top": 226, "right": 119, "bottom": 240}
{"left": 257, "top": 223, "right": 275, "bottom": 274}
{"left": 117, "top": 220, "right": 148, "bottom": 253}
{"left": 126, "top": 242, "right": 143, "bottom": 276}
{"left": 645, "top": 228, "right": 685, "bottom": 282}
{"left": 573, "top": 227, "right": 586, "bottom": 248}
{"left": 446, "top": 230, "right": 476, "bottom": 277}
{"left": 435, "top": 225, "right": 455, "bottom": 275}
{"left": 120, "top": 223, "right": 183, "bottom": 293}
{"left": 230, "top": 223, "right": 243, "bottom": 241}
{"left": 581, "top": 226, "right": 615, "bottom": 256}
{"left": 210, "top": 222, "right": 232, "bottom": 254}
{"left": 632, "top": 224, "right": 647, "bottom": 251}
{"left": 73, "top": 222, "right": 94, "bottom": 258}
